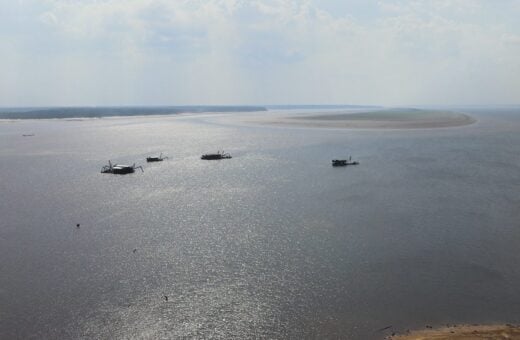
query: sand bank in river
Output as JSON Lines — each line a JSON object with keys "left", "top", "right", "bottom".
{"left": 389, "top": 324, "right": 520, "bottom": 339}
{"left": 247, "top": 108, "right": 476, "bottom": 129}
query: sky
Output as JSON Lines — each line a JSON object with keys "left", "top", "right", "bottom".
{"left": 1, "top": 0, "right": 520, "bottom": 106}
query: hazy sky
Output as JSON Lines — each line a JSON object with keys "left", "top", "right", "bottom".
{"left": 1, "top": 0, "right": 520, "bottom": 106}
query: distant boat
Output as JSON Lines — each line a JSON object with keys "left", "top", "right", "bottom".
{"left": 332, "top": 156, "right": 359, "bottom": 167}
{"left": 146, "top": 153, "right": 168, "bottom": 162}
{"left": 101, "top": 161, "right": 143, "bottom": 174}
{"left": 201, "top": 150, "right": 232, "bottom": 160}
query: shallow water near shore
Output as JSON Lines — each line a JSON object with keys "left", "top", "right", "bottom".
{"left": 1, "top": 108, "right": 520, "bottom": 339}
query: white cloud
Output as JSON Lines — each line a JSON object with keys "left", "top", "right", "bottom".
{"left": 1, "top": 0, "right": 520, "bottom": 105}
{"left": 502, "top": 34, "right": 520, "bottom": 45}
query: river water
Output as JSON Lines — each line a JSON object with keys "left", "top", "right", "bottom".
{"left": 1, "top": 108, "right": 519, "bottom": 339}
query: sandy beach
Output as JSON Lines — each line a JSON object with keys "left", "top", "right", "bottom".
{"left": 390, "top": 324, "right": 520, "bottom": 339}
{"left": 245, "top": 109, "right": 476, "bottom": 129}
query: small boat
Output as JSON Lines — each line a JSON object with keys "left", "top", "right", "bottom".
{"left": 332, "top": 156, "right": 359, "bottom": 167}
{"left": 101, "top": 161, "right": 144, "bottom": 174}
{"left": 201, "top": 150, "right": 232, "bottom": 160}
{"left": 146, "top": 153, "right": 168, "bottom": 162}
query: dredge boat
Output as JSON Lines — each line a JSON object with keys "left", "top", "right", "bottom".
{"left": 146, "top": 153, "right": 168, "bottom": 162}
{"left": 332, "top": 156, "right": 359, "bottom": 167}
{"left": 101, "top": 161, "right": 143, "bottom": 174}
{"left": 201, "top": 150, "right": 232, "bottom": 160}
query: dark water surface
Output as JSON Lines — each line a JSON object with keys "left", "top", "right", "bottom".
{"left": 1, "top": 108, "right": 520, "bottom": 339}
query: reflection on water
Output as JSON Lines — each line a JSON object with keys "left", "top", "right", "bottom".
{"left": 1, "top": 109, "right": 520, "bottom": 339}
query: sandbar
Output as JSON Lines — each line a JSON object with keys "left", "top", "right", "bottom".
{"left": 389, "top": 324, "right": 520, "bottom": 339}
{"left": 246, "top": 108, "right": 476, "bottom": 129}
